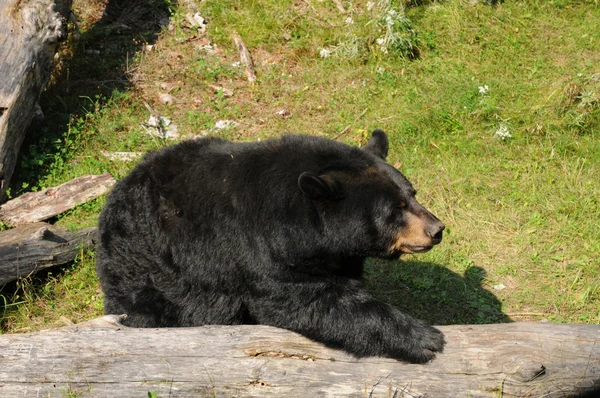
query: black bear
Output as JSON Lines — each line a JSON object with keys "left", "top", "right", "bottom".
{"left": 96, "top": 130, "right": 446, "bottom": 363}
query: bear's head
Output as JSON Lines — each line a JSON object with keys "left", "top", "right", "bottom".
{"left": 298, "top": 130, "right": 445, "bottom": 259}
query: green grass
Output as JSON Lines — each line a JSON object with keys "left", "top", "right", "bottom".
{"left": 1, "top": 0, "right": 599, "bottom": 332}
{"left": 1, "top": 249, "right": 101, "bottom": 333}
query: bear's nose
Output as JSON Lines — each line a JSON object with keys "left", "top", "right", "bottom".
{"left": 427, "top": 222, "right": 445, "bottom": 243}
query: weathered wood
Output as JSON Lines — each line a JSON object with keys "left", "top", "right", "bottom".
{"left": 0, "top": 173, "right": 115, "bottom": 225}
{"left": 0, "top": 316, "right": 597, "bottom": 397}
{"left": 0, "top": 222, "right": 97, "bottom": 285}
{"left": 232, "top": 31, "right": 257, "bottom": 83}
{"left": 0, "top": 0, "right": 72, "bottom": 201}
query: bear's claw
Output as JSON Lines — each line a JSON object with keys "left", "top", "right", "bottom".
{"left": 406, "top": 324, "right": 445, "bottom": 363}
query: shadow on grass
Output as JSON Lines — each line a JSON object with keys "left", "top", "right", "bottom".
{"left": 2, "top": 258, "right": 510, "bottom": 332}
{"left": 366, "top": 259, "right": 512, "bottom": 325}
{"left": 10, "top": 0, "right": 176, "bottom": 195}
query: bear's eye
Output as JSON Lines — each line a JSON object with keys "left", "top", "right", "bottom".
{"left": 392, "top": 202, "right": 406, "bottom": 213}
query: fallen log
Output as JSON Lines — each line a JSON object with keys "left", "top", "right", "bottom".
{"left": 0, "top": 173, "right": 115, "bottom": 225}
{"left": 0, "top": 222, "right": 97, "bottom": 285}
{"left": 0, "top": 315, "right": 597, "bottom": 397}
{"left": 0, "top": 0, "right": 72, "bottom": 201}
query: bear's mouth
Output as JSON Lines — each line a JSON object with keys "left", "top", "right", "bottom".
{"left": 386, "top": 245, "right": 434, "bottom": 258}
{"left": 401, "top": 245, "right": 433, "bottom": 254}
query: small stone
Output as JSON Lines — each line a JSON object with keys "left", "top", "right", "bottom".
{"left": 159, "top": 93, "right": 175, "bottom": 105}
{"left": 215, "top": 120, "right": 238, "bottom": 130}
{"left": 186, "top": 13, "right": 207, "bottom": 32}
{"left": 209, "top": 85, "right": 233, "bottom": 98}
{"left": 276, "top": 109, "right": 291, "bottom": 119}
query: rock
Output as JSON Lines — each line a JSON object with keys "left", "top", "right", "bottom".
{"left": 158, "top": 93, "right": 175, "bottom": 105}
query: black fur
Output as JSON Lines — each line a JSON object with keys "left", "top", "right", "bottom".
{"left": 96, "top": 131, "right": 446, "bottom": 363}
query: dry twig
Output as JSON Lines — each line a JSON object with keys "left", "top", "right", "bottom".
{"left": 232, "top": 32, "right": 257, "bottom": 83}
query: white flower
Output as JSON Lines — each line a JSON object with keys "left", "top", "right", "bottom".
{"left": 231, "top": 61, "right": 241, "bottom": 68}
{"left": 478, "top": 85, "right": 489, "bottom": 95}
{"left": 367, "top": 1, "right": 375, "bottom": 11}
{"left": 345, "top": 17, "right": 354, "bottom": 25}
{"left": 494, "top": 124, "right": 512, "bottom": 140}
{"left": 319, "top": 48, "right": 332, "bottom": 58}
{"left": 215, "top": 120, "right": 238, "bottom": 130}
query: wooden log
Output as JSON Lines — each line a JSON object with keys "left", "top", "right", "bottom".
{"left": 0, "top": 0, "right": 72, "bottom": 201}
{"left": 232, "top": 31, "right": 257, "bottom": 83}
{"left": 0, "top": 316, "right": 597, "bottom": 397}
{"left": 0, "top": 222, "right": 97, "bottom": 285}
{"left": 0, "top": 173, "right": 115, "bottom": 225}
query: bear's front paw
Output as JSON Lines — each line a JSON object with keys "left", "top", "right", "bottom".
{"left": 405, "top": 324, "right": 445, "bottom": 364}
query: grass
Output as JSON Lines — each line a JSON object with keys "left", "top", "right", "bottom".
{"left": 1, "top": 0, "right": 599, "bottom": 333}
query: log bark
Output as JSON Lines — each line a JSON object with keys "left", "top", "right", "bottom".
{"left": 0, "top": 316, "right": 598, "bottom": 397}
{"left": 0, "top": 173, "right": 115, "bottom": 225}
{"left": 0, "top": 0, "right": 72, "bottom": 201}
{"left": 0, "top": 222, "right": 97, "bottom": 285}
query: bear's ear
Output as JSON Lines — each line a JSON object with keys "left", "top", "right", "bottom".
{"left": 364, "top": 129, "right": 389, "bottom": 160}
{"left": 298, "top": 172, "right": 343, "bottom": 201}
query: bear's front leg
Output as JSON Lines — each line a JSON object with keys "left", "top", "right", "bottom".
{"left": 247, "top": 276, "right": 445, "bottom": 364}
